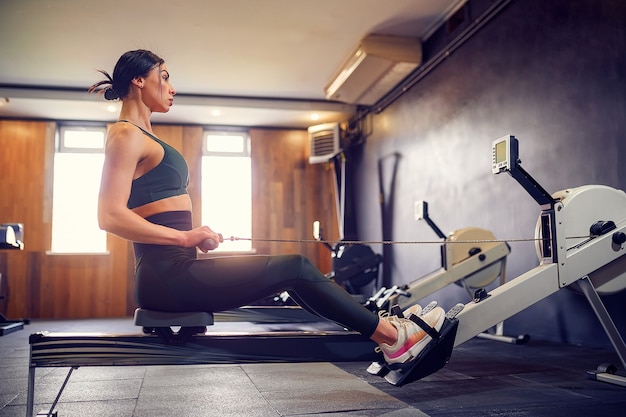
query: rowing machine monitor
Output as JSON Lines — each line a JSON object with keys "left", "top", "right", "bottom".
{"left": 492, "top": 135, "right": 558, "bottom": 263}
{"left": 491, "top": 135, "right": 555, "bottom": 208}
{"left": 492, "top": 134, "right": 519, "bottom": 174}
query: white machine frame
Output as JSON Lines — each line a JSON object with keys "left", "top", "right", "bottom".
{"left": 389, "top": 225, "right": 511, "bottom": 311}
{"left": 370, "top": 202, "right": 521, "bottom": 343}
{"left": 454, "top": 135, "right": 626, "bottom": 387}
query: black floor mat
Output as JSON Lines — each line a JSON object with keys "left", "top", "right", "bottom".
{"left": 335, "top": 337, "right": 626, "bottom": 417}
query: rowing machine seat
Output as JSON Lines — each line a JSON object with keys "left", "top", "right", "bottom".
{"left": 134, "top": 308, "right": 214, "bottom": 328}
{"left": 133, "top": 308, "right": 214, "bottom": 344}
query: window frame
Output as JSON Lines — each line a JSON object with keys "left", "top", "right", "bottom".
{"left": 203, "top": 128, "right": 251, "bottom": 157}
{"left": 58, "top": 124, "right": 107, "bottom": 153}
{"left": 199, "top": 128, "right": 254, "bottom": 255}
{"left": 49, "top": 123, "right": 108, "bottom": 255}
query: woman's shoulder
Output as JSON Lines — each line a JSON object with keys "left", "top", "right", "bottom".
{"left": 105, "top": 121, "right": 149, "bottom": 155}
{"left": 109, "top": 119, "right": 138, "bottom": 134}
{"left": 108, "top": 121, "right": 147, "bottom": 141}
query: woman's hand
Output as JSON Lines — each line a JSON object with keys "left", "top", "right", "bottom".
{"left": 189, "top": 226, "right": 224, "bottom": 252}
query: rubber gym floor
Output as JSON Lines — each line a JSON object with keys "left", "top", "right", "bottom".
{"left": 1, "top": 317, "right": 624, "bottom": 417}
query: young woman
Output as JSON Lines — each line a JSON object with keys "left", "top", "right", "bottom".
{"left": 89, "top": 49, "right": 445, "bottom": 367}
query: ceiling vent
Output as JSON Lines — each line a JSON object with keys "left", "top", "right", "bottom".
{"left": 308, "top": 122, "right": 340, "bottom": 164}
{"left": 324, "top": 34, "right": 422, "bottom": 106}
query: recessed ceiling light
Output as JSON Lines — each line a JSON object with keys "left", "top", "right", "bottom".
{"left": 106, "top": 104, "right": 117, "bottom": 113}
{"left": 310, "top": 113, "right": 320, "bottom": 121}
{"left": 211, "top": 109, "right": 222, "bottom": 117}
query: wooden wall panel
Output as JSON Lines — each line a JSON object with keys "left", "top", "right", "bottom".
{"left": 0, "top": 121, "right": 51, "bottom": 319}
{"left": 250, "top": 128, "right": 338, "bottom": 273}
{"left": 0, "top": 120, "right": 337, "bottom": 319}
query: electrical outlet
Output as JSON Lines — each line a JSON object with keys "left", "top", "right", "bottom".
{"left": 415, "top": 200, "right": 426, "bottom": 221}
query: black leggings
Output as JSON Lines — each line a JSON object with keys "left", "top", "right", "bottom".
{"left": 134, "top": 211, "right": 379, "bottom": 337}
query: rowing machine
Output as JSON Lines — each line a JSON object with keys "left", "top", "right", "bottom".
{"left": 365, "top": 202, "right": 525, "bottom": 344}
{"left": 399, "top": 135, "right": 626, "bottom": 387}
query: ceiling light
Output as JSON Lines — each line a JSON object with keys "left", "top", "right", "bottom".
{"left": 211, "top": 109, "right": 222, "bottom": 116}
{"left": 310, "top": 113, "right": 320, "bottom": 121}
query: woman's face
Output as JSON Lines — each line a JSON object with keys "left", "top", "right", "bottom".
{"left": 141, "top": 64, "right": 176, "bottom": 113}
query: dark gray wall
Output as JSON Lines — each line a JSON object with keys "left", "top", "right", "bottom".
{"left": 350, "top": 0, "right": 626, "bottom": 348}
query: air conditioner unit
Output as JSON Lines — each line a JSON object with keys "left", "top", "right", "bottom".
{"left": 308, "top": 122, "right": 340, "bottom": 164}
{"left": 324, "top": 34, "right": 422, "bottom": 105}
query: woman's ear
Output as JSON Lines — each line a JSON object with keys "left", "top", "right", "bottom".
{"left": 131, "top": 77, "right": 144, "bottom": 89}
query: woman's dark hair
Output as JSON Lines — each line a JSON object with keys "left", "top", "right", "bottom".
{"left": 88, "top": 50, "right": 164, "bottom": 100}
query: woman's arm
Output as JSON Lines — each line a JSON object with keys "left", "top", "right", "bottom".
{"left": 97, "top": 124, "right": 217, "bottom": 248}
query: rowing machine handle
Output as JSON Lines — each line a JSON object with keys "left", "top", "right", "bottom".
{"left": 200, "top": 233, "right": 223, "bottom": 251}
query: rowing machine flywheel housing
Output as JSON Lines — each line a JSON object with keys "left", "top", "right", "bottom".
{"left": 534, "top": 185, "right": 626, "bottom": 295}
{"left": 331, "top": 243, "right": 383, "bottom": 293}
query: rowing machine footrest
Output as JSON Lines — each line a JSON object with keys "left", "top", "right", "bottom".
{"left": 134, "top": 308, "right": 214, "bottom": 345}
{"left": 384, "top": 318, "right": 459, "bottom": 386}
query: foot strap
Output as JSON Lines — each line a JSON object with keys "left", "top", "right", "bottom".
{"left": 389, "top": 303, "right": 441, "bottom": 339}
{"left": 409, "top": 315, "right": 441, "bottom": 340}
{"left": 390, "top": 305, "right": 405, "bottom": 318}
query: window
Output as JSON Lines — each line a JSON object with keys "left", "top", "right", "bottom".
{"left": 51, "top": 126, "right": 107, "bottom": 253}
{"left": 201, "top": 130, "right": 252, "bottom": 252}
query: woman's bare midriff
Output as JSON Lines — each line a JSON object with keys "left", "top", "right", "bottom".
{"left": 131, "top": 194, "right": 193, "bottom": 219}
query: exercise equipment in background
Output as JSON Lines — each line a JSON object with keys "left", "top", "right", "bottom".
{"left": 0, "top": 223, "right": 29, "bottom": 336}
{"left": 366, "top": 202, "right": 524, "bottom": 344}
{"left": 313, "top": 220, "right": 382, "bottom": 297}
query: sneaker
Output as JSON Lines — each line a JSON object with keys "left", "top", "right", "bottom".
{"left": 401, "top": 303, "right": 421, "bottom": 318}
{"left": 403, "top": 300, "right": 437, "bottom": 319}
{"left": 377, "top": 306, "right": 446, "bottom": 366}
